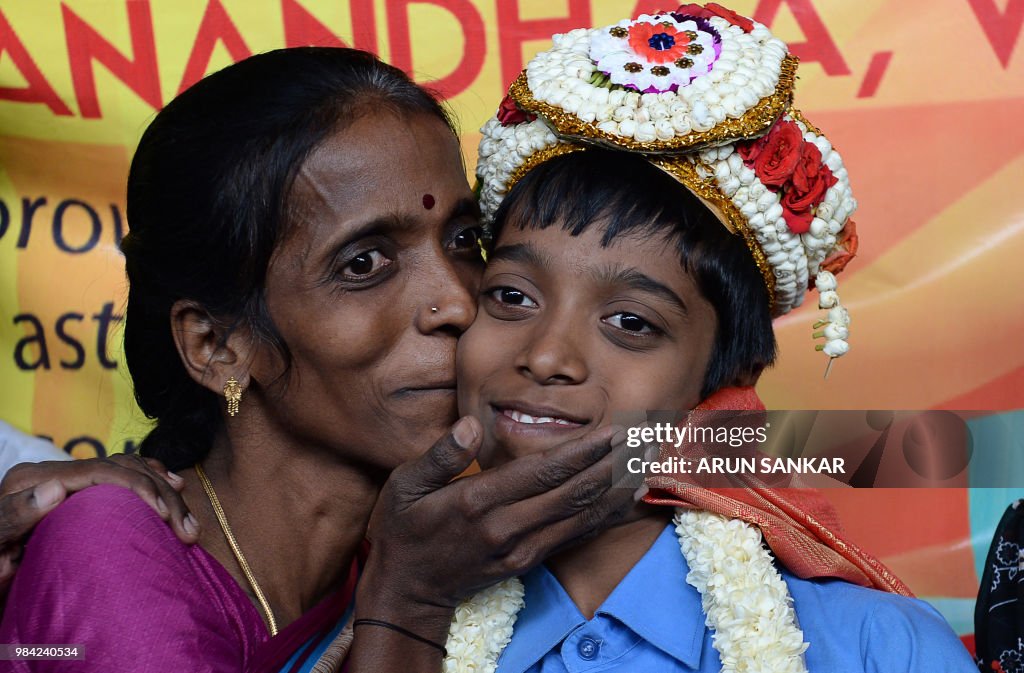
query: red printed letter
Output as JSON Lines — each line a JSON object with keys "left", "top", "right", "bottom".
{"left": 282, "top": 0, "right": 379, "bottom": 53}
{"left": 753, "top": 0, "right": 850, "bottom": 76}
{"left": 496, "top": 0, "right": 591, "bottom": 87}
{"left": 968, "top": 0, "right": 1023, "bottom": 68}
{"left": 0, "top": 9, "right": 72, "bottom": 115}
{"left": 386, "top": 0, "right": 485, "bottom": 99}
{"left": 177, "top": 0, "right": 252, "bottom": 95}
{"left": 62, "top": 1, "right": 161, "bottom": 118}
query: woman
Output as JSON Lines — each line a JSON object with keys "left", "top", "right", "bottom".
{"left": 0, "top": 47, "right": 644, "bottom": 672}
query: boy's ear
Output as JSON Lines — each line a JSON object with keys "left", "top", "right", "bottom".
{"left": 170, "top": 299, "right": 254, "bottom": 396}
{"left": 729, "top": 365, "right": 764, "bottom": 389}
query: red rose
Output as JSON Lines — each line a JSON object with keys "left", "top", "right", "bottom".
{"left": 704, "top": 3, "right": 756, "bottom": 32}
{"left": 675, "top": 3, "right": 712, "bottom": 19}
{"left": 737, "top": 133, "right": 768, "bottom": 164}
{"left": 781, "top": 207, "right": 814, "bottom": 234}
{"left": 751, "top": 120, "right": 803, "bottom": 187}
{"left": 781, "top": 142, "right": 837, "bottom": 213}
{"left": 497, "top": 94, "right": 535, "bottom": 126}
{"left": 675, "top": 3, "right": 755, "bottom": 32}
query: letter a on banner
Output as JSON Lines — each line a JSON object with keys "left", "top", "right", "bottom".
{"left": 63, "top": 1, "right": 162, "bottom": 118}
{"left": 178, "top": 0, "right": 253, "bottom": 94}
{"left": 0, "top": 9, "right": 73, "bottom": 115}
{"left": 752, "top": 0, "right": 850, "bottom": 75}
{"left": 282, "top": 0, "right": 378, "bottom": 52}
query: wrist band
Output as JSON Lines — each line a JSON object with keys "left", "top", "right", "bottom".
{"left": 352, "top": 618, "right": 448, "bottom": 657}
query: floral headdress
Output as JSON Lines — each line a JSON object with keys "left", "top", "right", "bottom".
{"left": 476, "top": 3, "right": 859, "bottom": 371}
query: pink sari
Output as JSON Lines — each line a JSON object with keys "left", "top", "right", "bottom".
{"left": 0, "top": 484, "right": 359, "bottom": 672}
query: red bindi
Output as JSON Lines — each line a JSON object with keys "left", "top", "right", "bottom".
{"left": 422, "top": 193, "right": 435, "bottom": 210}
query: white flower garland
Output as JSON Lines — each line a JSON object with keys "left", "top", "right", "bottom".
{"left": 443, "top": 578, "right": 525, "bottom": 673}
{"left": 524, "top": 15, "right": 787, "bottom": 142}
{"left": 813, "top": 273, "right": 850, "bottom": 359}
{"left": 675, "top": 510, "right": 809, "bottom": 673}
{"left": 476, "top": 116, "right": 557, "bottom": 221}
{"left": 696, "top": 139, "right": 810, "bottom": 315}
{"left": 695, "top": 114, "right": 856, "bottom": 331}
{"left": 442, "top": 509, "right": 808, "bottom": 673}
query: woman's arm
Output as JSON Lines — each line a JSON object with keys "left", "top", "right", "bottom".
{"left": 0, "top": 455, "right": 198, "bottom": 596}
{"left": 346, "top": 417, "right": 647, "bottom": 671}
{"left": 0, "top": 484, "right": 248, "bottom": 673}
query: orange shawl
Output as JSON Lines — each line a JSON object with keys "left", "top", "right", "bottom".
{"left": 642, "top": 386, "right": 912, "bottom": 596}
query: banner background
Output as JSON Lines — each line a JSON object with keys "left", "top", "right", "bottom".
{"left": 2, "top": 0, "right": 1022, "bottom": 641}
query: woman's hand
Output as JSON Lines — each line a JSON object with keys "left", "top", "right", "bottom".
{"left": 0, "top": 455, "right": 198, "bottom": 596}
{"left": 350, "top": 416, "right": 648, "bottom": 661}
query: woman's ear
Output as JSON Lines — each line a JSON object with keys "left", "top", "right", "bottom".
{"left": 169, "top": 300, "right": 254, "bottom": 396}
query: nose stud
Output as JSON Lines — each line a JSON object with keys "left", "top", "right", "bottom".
{"left": 431, "top": 307, "right": 439, "bottom": 313}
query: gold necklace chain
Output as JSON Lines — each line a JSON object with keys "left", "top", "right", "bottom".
{"left": 195, "top": 463, "right": 279, "bottom": 636}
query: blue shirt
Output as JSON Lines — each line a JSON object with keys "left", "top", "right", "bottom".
{"left": 497, "top": 524, "right": 975, "bottom": 672}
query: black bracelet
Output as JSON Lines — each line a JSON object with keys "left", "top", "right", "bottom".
{"left": 352, "top": 618, "right": 448, "bottom": 657}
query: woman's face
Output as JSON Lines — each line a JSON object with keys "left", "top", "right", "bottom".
{"left": 250, "top": 112, "right": 484, "bottom": 472}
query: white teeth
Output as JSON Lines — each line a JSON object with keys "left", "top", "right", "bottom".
{"left": 509, "top": 410, "right": 549, "bottom": 424}
{"left": 507, "top": 410, "right": 575, "bottom": 426}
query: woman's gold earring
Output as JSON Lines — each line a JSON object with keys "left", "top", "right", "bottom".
{"left": 224, "top": 377, "right": 242, "bottom": 417}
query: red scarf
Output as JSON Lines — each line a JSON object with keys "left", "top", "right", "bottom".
{"left": 643, "top": 386, "right": 912, "bottom": 596}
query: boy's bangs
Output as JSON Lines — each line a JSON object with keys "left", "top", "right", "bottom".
{"left": 492, "top": 149, "right": 722, "bottom": 257}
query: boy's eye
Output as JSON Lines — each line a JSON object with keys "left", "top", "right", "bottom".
{"left": 450, "top": 226, "right": 484, "bottom": 251}
{"left": 604, "top": 312, "right": 656, "bottom": 334}
{"left": 341, "top": 249, "right": 391, "bottom": 278}
{"left": 489, "top": 287, "right": 537, "bottom": 307}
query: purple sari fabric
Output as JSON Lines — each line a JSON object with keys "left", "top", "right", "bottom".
{"left": 1, "top": 484, "right": 270, "bottom": 672}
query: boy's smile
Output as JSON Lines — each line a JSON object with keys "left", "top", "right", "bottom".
{"left": 457, "top": 221, "right": 718, "bottom": 468}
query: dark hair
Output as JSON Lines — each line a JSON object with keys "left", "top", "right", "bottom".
{"left": 490, "top": 149, "right": 776, "bottom": 399}
{"left": 122, "top": 48, "right": 455, "bottom": 470}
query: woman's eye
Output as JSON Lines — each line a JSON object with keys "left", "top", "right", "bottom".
{"left": 604, "top": 312, "right": 655, "bottom": 334}
{"left": 341, "top": 249, "right": 390, "bottom": 278}
{"left": 451, "top": 226, "right": 483, "bottom": 251}
{"left": 489, "top": 287, "right": 537, "bottom": 307}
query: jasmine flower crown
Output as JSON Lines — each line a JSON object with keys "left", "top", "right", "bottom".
{"left": 476, "top": 4, "right": 859, "bottom": 372}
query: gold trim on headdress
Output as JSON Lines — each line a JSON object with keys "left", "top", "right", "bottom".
{"left": 506, "top": 143, "right": 587, "bottom": 194}
{"left": 509, "top": 55, "right": 799, "bottom": 155}
{"left": 788, "top": 108, "right": 821, "bottom": 136}
{"left": 650, "top": 156, "right": 778, "bottom": 308}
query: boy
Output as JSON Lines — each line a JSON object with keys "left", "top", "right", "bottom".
{"left": 441, "top": 6, "right": 976, "bottom": 672}
{"left": 446, "top": 148, "right": 973, "bottom": 673}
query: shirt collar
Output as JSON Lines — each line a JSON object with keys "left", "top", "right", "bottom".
{"left": 597, "top": 522, "right": 706, "bottom": 667}
{"left": 497, "top": 523, "right": 706, "bottom": 672}
{"left": 498, "top": 563, "right": 586, "bottom": 673}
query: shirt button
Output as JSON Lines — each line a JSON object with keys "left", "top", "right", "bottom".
{"left": 577, "top": 636, "right": 600, "bottom": 660}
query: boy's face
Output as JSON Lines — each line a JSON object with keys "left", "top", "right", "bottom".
{"left": 457, "top": 221, "right": 718, "bottom": 468}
